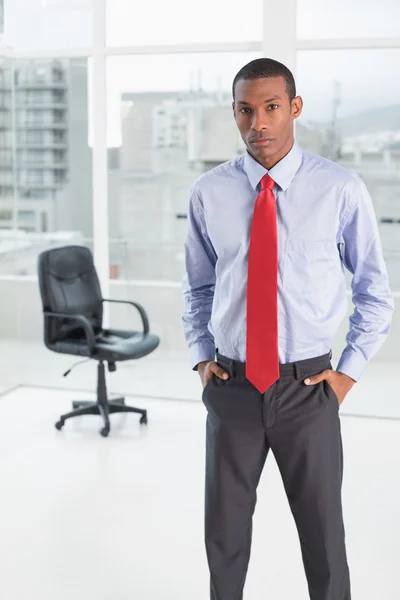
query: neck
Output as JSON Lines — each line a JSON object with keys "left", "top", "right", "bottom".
{"left": 250, "top": 137, "right": 295, "bottom": 170}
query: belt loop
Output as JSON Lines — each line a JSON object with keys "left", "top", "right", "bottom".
{"left": 230, "top": 359, "right": 236, "bottom": 379}
{"left": 294, "top": 361, "right": 301, "bottom": 380}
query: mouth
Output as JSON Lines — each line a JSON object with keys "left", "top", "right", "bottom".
{"left": 250, "top": 138, "right": 274, "bottom": 147}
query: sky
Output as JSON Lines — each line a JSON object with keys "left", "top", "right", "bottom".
{"left": 1, "top": 1, "right": 400, "bottom": 145}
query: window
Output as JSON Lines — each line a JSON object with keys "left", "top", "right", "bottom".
{"left": 53, "top": 109, "right": 65, "bottom": 123}
{"left": 296, "top": 48, "right": 400, "bottom": 291}
{"left": 0, "top": 90, "right": 11, "bottom": 108}
{"left": 53, "top": 150, "right": 66, "bottom": 163}
{"left": 53, "top": 131, "right": 66, "bottom": 144}
{"left": 297, "top": 0, "right": 400, "bottom": 39}
{"left": 106, "top": 0, "right": 263, "bottom": 46}
{"left": 0, "top": 132, "right": 12, "bottom": 146}
{"left": 0, "top": 0, "right": 398, "bottom": 380}
{"left": 106, "top": 52, "right": 258, "bottom": 281}
{"left": 22, "top": 189, "right": 52, "bottom": 200}
{"left": 0, "top": 58, "right": 92, "bottom": 242}
{"left": 54, "top": 169, "right": 65, "bottom": 184}
{"left": 0, "top": 149, "right": 12, "bottom": 164}
{"left": 26, "top": 170, "right": 44, "bottom": 184}
{"left": 18, "top": 210, "right": 35, "bottom": 224}
{"left": 19, "top": 131, "right": 44, "bottom": 145}
{"left": 2, "top": 0, "right": 92, "bottom": 49}
{"left": 0, "top": 172, "right": 12, "bottom": 184}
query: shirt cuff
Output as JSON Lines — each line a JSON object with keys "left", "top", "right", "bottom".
{"left": 335, "top": 346, "right": 368, "bottom": 382}
{"left": 190, "top": 341, "right": 216, "bottom": 371}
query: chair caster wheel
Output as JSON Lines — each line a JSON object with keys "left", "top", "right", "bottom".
{"left": 140, "top": 415, "right": 148, "bottom": 425}
{"left": 100, "top": 427, "right": 110, "bottom": 437}
{"left": 55, "top": 420, "right": 64, "bottom": 430}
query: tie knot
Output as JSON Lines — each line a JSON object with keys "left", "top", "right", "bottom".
{"left": 260, "top": 174, "right": 275, "bottom": 191}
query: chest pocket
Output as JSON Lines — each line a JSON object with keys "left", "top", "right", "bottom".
{"left": 283, "top": 239, "right": 340, "bottom": 298}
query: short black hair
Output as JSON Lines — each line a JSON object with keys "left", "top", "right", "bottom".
{"left": 232, "top": 58, "right": 296, "bottom": 102}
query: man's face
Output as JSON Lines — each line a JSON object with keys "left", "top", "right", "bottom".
{"left": 232, "top": 76, "right": 303, "bottom": 168}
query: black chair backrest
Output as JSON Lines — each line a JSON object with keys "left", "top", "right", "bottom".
{"left": 38, "top": 245, "right": 103, "bottom": 343}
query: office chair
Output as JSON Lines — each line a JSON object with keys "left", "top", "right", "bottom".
{"left": 37, "top": 245, "right": 160, "bottom": 437}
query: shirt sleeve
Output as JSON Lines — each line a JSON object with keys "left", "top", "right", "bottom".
{"left": 181, "top": 185, "right": 218, "bottom": 370}
{"left": 336, "top": 175, "right": 395, "bottom": 381}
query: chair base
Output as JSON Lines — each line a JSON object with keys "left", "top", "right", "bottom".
{"left": 72, "top": 397, "right": 125, "bottom": 409}
{"left": 55, "top": 361, "right": 147, "bottom": 437}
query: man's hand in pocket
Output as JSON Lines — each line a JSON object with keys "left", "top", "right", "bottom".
{"left": 198, "top": 360, "right": 230, "bottom": 389}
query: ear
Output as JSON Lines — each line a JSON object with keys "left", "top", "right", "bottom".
{"left": 291, "top": 96, "right": 303, "bottom": 120}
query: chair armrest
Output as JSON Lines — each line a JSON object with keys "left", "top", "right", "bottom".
{"left": 44, "top": 311, "right": 96, "bottom": 354}
{"left": 102, "top": 299, "right": 149, "bottom": 334}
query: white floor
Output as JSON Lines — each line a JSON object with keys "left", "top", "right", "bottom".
{"left": 0, "top": 384, "right": 399, "bottom": 600}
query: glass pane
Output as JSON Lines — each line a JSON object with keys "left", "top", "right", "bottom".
{"left": 296, "top": 49, "right": 400, "bottom": 291}
{"left": 2, "top": 0, "right": 92, "bottom": 49}
{"left": 106, "top": 52, "right": 258, "bottom": 281}
{"left": 0, "top": 57, "right": 92, "bottom": 276}
{"left": 106, "top": 0, "right": 263, "bottom": 46}
{"left": 297, "top": 0, "right": 400, "bottom": 39}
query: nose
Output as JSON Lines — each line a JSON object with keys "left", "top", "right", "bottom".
{"left": 251, "top": 110, "right": 268, "bottom": 132}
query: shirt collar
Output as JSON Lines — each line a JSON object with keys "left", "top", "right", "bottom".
{"left": 243, "top": 139, "right": 303, "bottom": 192}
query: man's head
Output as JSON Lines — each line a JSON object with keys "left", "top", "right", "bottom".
{"left": 232, "top": 58, "right": 303, "bottom": 169}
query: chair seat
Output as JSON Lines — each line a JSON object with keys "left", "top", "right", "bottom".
{"left": 49, "top": 328, "right": 160, "bottom": 361}
{"left": 94, "top": 328, "right": 160, "bottom": 361}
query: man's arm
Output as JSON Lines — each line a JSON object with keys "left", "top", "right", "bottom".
{"left": 181, "top": 186, "right": 217, "bottom": 371}
{"left": 335, "top": 175, "right": 395, "bottom": 382}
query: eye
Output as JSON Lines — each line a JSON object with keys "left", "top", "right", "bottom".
{"left": 267, "top": 104, "right": 279, "bottom": 110}
{"left": 239, "top": 107, "right": 252, "bottom": 114}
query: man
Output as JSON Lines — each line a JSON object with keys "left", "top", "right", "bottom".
{"left": 181, "top": 58, "right": 394, "bottom": 600}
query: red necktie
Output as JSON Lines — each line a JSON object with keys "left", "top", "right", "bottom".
{"left": 246, "top": 173, "right": 279, "bottom": 393}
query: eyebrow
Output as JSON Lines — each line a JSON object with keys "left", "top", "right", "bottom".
{"left": 236, "top": 96, "right": 282, "bottom": 105}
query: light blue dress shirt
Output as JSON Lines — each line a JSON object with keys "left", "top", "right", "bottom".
{"left": 181, "top": 140, "right": 394, "bottom": 382}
